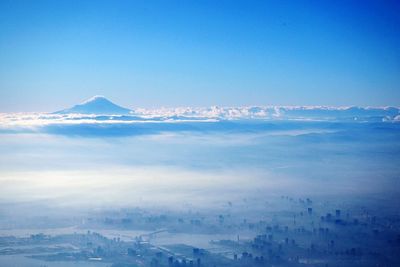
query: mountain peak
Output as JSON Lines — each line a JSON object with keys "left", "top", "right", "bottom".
{"left": 81, "top": 95, "right": 108, "bottom": 104}
{"left": 55, "top": 96, "right": 132, "bottom": 115}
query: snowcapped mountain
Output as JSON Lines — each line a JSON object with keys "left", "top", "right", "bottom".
{"left": 55, "top": 96, "right": 132, "bottom": 115}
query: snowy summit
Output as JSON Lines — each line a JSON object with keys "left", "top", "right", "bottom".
{"left": 55, "top": 95, "right": 132, "bottom": 115}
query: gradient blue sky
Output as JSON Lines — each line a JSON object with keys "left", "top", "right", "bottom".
{"left": 0, "top": 0, "right": 399, "bottom": 112}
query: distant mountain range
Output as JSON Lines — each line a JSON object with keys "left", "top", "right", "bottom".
{"left": 51, "top": 96, "right": 399, "bottom": 122}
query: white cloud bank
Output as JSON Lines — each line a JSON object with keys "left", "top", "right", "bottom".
{"left": 0, "top": 105, "right": 399, "bottom": 128}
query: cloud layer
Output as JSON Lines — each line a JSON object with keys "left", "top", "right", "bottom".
{"left": 0, "top": 106, "right": 399, "bottom": 137}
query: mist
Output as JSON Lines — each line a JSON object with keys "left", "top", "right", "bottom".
{"left": 1, "top": 120, "right": 399, "bottom": 208}
{"left": 0, "top": 119, "right": 399, "bottom": 266}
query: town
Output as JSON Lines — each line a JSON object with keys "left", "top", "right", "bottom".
{"left": 1, "top": 195, "right": 399, "bottom": 267}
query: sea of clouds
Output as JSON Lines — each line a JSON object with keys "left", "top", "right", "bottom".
{"left": 1, "top": 106, "right": 399, "bottom": 127}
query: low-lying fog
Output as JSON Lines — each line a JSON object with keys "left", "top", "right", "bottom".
{"left": 1, "top": 120, "right": 399, "bottom": 266}
{"left": 0, "top": 121, "right": 399, "bottom": 213}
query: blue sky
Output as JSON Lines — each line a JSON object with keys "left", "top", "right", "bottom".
{"left": 0, "top": 0, "right": 399, "bottom": 112}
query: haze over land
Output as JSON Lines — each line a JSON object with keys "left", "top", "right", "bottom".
{"left": 0, "top": 96, "right": 399, "bottom": 266}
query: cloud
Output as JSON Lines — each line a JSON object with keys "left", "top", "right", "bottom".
{"left": 0, "top": 106, "right": 398, "bottom": 137}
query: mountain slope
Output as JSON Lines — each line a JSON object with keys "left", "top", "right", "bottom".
{"left": 55, "top": 96, "right": 132, "bottom": 115}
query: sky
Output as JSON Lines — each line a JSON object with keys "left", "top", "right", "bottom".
{"left": 0, "top": 0, "right": 399, "bottom": 112}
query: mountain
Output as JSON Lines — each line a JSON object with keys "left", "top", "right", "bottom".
{"left": 54, "top": 96, "right": 132, "bottom": 115}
